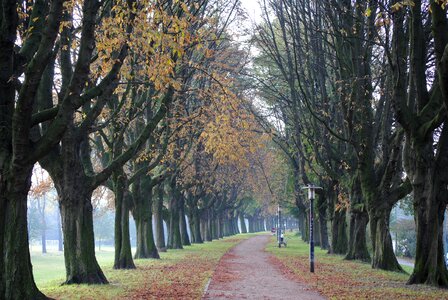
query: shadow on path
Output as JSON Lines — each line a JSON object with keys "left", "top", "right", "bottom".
{"left": 203, "top": 235, "right": 325, "bottom": 299}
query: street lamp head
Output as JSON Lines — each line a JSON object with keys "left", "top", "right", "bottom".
{"left": 308, "top": 186, "right": 315, "bottom": 199}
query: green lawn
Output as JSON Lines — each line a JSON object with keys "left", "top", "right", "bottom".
{"left": 31, "top": 248, "right": 116, "bottom": 288}
{"left": 267, "top": 233, "right": 448, "bottom": 300}
{"left": 32, "top": 234, "right": 257, "bottom": 299}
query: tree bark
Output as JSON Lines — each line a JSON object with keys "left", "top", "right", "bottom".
{"left": 330, "top": 209, "right": 348, "bottom": 255}
{"left": 406, "top": 133, "right": 448, "bottom": 285}
{"left": 345, "top": 209, "right": 370, "bottom": 262}
{"left": 298, "top": 209, "right": 307, "bottom": 241}
{"left": 60, "top": 188, "right": 108, "bottom": 283}
{"left": 248, "top": 217, "right": 255, "bottom": 233}
{"left": 132, "top": 176, "right": 159, "bottom": 259}
{"left": 191, "top": 207, "right": 203, "bottom": 243}
{"left": 45, "top": 137, "right": 107, "bottom": 283}
{"left": 113, "top": 171, "right": 135, "bottom": 269}
{"left": 134, "top": 216, "right": 159, "bottom": 259}
{"left": 167, "top": 182, "right": 182, "bottom": 249}
{"left": 179, "top": 197, "right": 191, "bottom": 246}
{"left": 239, "top": 212, "right": 247, "bottom": 233}
{"left": 369, "top": 208, "right": 403, "bottom": 272}
{"left": 1, "top": 166, "right": 47, "bottom": 299}
{"left": 154, "top": 186, "right": 166, "bottom": 251}
{"left": 345, "top": 175, "right": 370, "bottom": 262}
{"left": 317, "top": 194, "right": 329, "bottom": 250}
{"left": 206, "top": 210, "right": 213, "bottom": 241}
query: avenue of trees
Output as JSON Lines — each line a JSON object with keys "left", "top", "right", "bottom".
{"left": 2, "top": 0, "right": 448, "bottom": 298}
{"left": 0, "top": 0, "right": 290, "bottom": 298}
{"left": 250, "top": 0, "right": 448, "bottom": 287}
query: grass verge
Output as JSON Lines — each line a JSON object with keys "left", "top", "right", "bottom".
{"left": 35, "top": 234, "right": 255, "bottom": 299}
{"left": 266, "top": 233, "right": 448, "bottom": 300}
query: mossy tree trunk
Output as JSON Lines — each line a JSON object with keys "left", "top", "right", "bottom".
{"left": 0, "top": 0, "right": 64, "bottom": 296}
{"left": 406, "top": 131, "right": 448, "bottom": 285}
{"left": 47, "top": 132, "right": 108, "bottom": 284}
{"left": 179, "top": 196, "right": 191, "bottom": 246}
{"left": 317, "top": 192, "right": 329, "bottom": 250}
{"left": 132, "top": 177, "right": 159, "bottom": 259}
{"left": 330, "top": 209, "right": 348, "bottom": 255}
{"left": 113, "top": 170, "right": 135, "bottom": 269}
{"left": 191, "top": 207, "right": 203, "bottom": 243}
{"left": 389, "top": 1, "right": 448, "bottom": 286}
{"left": 1, "top": 165, "right": 47, "bottom": 299}
{"left": 154, "top": 185, "right": 166, "bottom": 251}
{"left": 345, "top": 176, "right": 370, "bottom": 262}
{"left": 167, "top": 179, "right": 182, "bottom": 249}
{"left": 369, "top": 208, "right": 403, "bottom": 271}
{"left": 59, "top": 185, "right": 108, "bottom": 283}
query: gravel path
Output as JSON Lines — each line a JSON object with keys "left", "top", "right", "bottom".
{"left": 203, "top": 235, "right": 325, "bottom": 300}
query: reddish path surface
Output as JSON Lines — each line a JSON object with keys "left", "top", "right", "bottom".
{"left": 203, "top": 235, "right": 325, "bottom": 300}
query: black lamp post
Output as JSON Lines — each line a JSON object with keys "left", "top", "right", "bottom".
{"left": 277, "top": 204, "right": 282, "bottom": 247}
{"left": 308, "top": 186, "right": 315, "bottom": 272}
{"left": 303, "top": 184, "right": 322, "bottom": 273}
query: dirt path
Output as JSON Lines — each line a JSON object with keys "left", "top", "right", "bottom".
{"left": 203, "top": 235, "right": 325, "bottom": 300}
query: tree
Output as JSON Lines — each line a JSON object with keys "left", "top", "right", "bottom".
{"left": 388, "top": 0, "right": 448, "bottom": 286}
{"left": 0, "top": 0, "right": 111, "bottom": 296}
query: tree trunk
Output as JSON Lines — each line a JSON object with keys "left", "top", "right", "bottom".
{"left": 154, "top": 186, "right": 166, "bottom": 251}
{"left": 248, "top": 217, "right": 254, "bottom": 233}
{"left": 345, "top": 209, "right": 370, "bottom": 262}
{"left": 239, "top": 212, "right": 247, "bottom": 233}
{"left": 318, "top": 193, "right": 329, "bottom": 250}
{"left": 1, "top": 166, "right": 47, "bottom": 299}
{"left": 42, "top": 128, "right": 108, "bottom": 284}
{"left": 187, "top": 209, "right": 196, "bottom": 243}
{"left": 134, "top": 216, "right": 159, "bottom": 259}
{"left": 298, "top": 209, "right": 307, "bottom": 241}
{"left": 132, "top": 177, "right": 159, "bottom": 259}
{"left": 179, "top": 197, "right": 191, "bottom": 246}
{"left": 304, "top": 209, "right": 310, "bottom": 242}
{"left": 200, "top": 216, "right": 206, "bottom": 241}
{"left": 408, "top": 199, "right": 448, "bottom": 285}
{"left": 330, "top": 209, "right": 348, "bottom": 255}
{"left": 233, "top": 214, "right": 240, "bottom": 234}
{"left": 191, "top": 208, "right": 203, "bottom": 243}
{"left": 60, "top": 189, "right": 108, "bottom": 283}
{"left": 167, "top": 185, "right": 182, "bottom": 249}
{"left": 113, "top": 172, "right": 135, "bottom": 269}
{"left": 406, "top": 138, "right": 448, "bottom": 285}
{"left": 206, "top": 210, "right": 213, "bottom": 241}
{"left": 215, "top": 216, "right": 222, "bottom": 239}
{"left": 345, "top": 176, "right": 370, "bottom": 262}
{"left": 370, "top": 209, "right": 403, "bottom": 272}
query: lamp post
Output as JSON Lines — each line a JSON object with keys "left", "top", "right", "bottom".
{"left": 277, "top": 204, "right": 282, "bottom": 247}
{"left": 302, "top": 184, "right": 322, "bottom": 273}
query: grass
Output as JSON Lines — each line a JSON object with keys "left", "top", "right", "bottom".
{"left": 32, "top": 234, "right": 256, "bottom": 299}
{"left": 266, "top": 232, "right": 448, "bottom": 300}
{"left": 31, "top": 248, "right": 116, "bottom": 288}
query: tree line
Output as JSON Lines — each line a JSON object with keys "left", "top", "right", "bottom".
{"left": 0, "top": 0, "right": 288, "bottom": 298}
{"left": 250, "top": 0, "right": 448, "bottom": 287}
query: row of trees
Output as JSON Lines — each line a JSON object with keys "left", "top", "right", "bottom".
{"left": 0, "top": 0, "right": 289, "bottom": 299}
{"left": 250, "top": 0, "right": 448, "bottom": 287}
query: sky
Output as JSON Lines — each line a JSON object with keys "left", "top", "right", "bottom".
{"left": 240, "top": 0, "right": 263, "bottom": 24}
